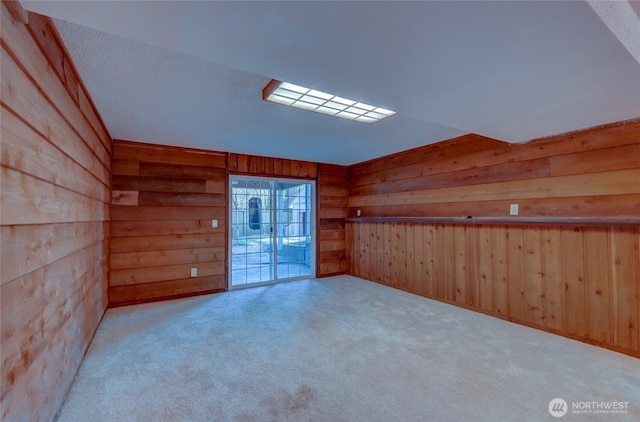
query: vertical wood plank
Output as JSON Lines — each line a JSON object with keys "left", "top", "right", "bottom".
{"left": 423, "top": 224, "right": 435, "bottom": 297}
{"left": 383, "top": 222, "right": 392, "bottom": 286}
{"left": 507, "top": 226, "right": 525, "bottom": 320}
{"left": 369, "top": 223, "right": 378, "bottom": 282}
{"left": 375, "top": 223, "right": 384, "bottom": 282}
{"left": 362, "top": 222, "right": 370, "bottom": 281}
{"left": 398, "top": 224, "right": 408, "bottom": 290}
{"left": 492, "top": 226, "right": 509, "bottom": 316}
{"left": 432, "top": 225, "right": 444, "bottom": 298}
{"left": 561, "top": 227, "right": 587, "bottom": 337}
{"left": 413, "top": 224, "right": 425, "bottom": 295}
{"left": 453, "top": 225, "right": 467, "bottom": 304}
{"left": 465, "top": 226, "right": 479, "bottom": 307}
{"left": 584, "top": 228, "right": 611, "bottom": 344}
{"left": 543, "top": 226, "right": 564, "bottom": 331}
{"left": 478, "top": 225, "right": 493, "bottom": 312}
{"left": 442, "top": 225, "right": 456, "bottom": 301}
{"left": 523, "top": 226, "right": 545, "bottom": 326}
{"left": 406, "top": 223, "right": 416, "bottom": 292}
{"left": 345, "top": 222, "right": 354, "bottom": 275}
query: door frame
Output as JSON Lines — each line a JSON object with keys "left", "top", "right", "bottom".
{"left": 228, "top": 174, "right": 316, "bottom": 290}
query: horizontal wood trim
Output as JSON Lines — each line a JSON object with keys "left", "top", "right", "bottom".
{"left": 349, "top": 194, "right": 640, "bottom": 219}
{"left": 347, "top": 216, "right": 640, "bottom": 227}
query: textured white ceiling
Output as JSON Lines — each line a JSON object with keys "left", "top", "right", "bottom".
{"left": 24, "top": 1, "right": 640, "bottom": 165}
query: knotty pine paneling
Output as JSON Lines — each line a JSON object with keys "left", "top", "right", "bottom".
{"left": 347, "top": 221, "right": 640, "bottom": 357}
{"left": 349, "top": 119, "right": 640, "bottom": 218}
{"left": 1, "top": 4, "right": 111, "bottom": 422}
{"left": 110, "top": 141, "right": 228, "bottom": 305}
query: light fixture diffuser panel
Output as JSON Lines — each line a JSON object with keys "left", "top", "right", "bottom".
{"left": 263, "top": 80, "right": 396, "bottom": 123}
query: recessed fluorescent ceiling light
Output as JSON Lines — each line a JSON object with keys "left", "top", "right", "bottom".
{"left": 263, "top": 80, "right": 396, "bottom": 124}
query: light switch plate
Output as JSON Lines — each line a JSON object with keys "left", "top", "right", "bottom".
{"left": 212, "top": 219, "right": 218, "bottom": 228}
{"left": 509, "top": 204, "right": 519, "bottom": 216}
{"left": 190, "top": 268, "right": 197, "bottom": 277}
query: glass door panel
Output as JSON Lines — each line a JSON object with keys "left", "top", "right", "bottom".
{"left": 275, "top": 181, "right": 313, "bottom": 280}
{"left": 230, "top": 176, "right": 315, "bottom": 289}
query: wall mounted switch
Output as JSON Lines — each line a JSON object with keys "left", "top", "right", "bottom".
{"left": 190, "top": 268, "right": 197, "bottom": 277}
{"left": 509, "top": 204, "right": 519, "bottom": 216}
{"left": 212, "top": 219, "right": 218, "bottom": 228}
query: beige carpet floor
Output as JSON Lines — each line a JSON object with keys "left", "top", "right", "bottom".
{"left": 56, "top": 276, "right": 639, "bottom": 421}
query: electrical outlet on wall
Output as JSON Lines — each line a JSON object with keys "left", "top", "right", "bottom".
{"left": 509, "top": 204, "right": 519, "bottom": 216}
{"left": 212, "top": 219, "right": 218, "bottom": 228}
{"left": 190, "top": 268, "right": 198, "bottom": 277}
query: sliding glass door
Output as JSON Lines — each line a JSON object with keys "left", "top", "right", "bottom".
{"left": 229, "top": 176, "right": 315, "bottom": 289}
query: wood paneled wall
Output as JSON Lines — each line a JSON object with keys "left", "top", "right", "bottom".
{"left": 347, "top": 222, "right": 640, "bottom": 357}
{"left": 318, "top": 164, "right": 349, "bottom": 276}
{"left": 349, "top": 120, "right": 640, "bottom": 218}
{"left": 1, "top": 4, "right": 111, "bottom": 421}
{"left": 111, "top": 148, "right": 348, "bottom": 304}
{"left": 347, "top": 119, "right": 640, "bottom": 357}
{"left": 110, "top": 141, "right": 228, "bottom": 305}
